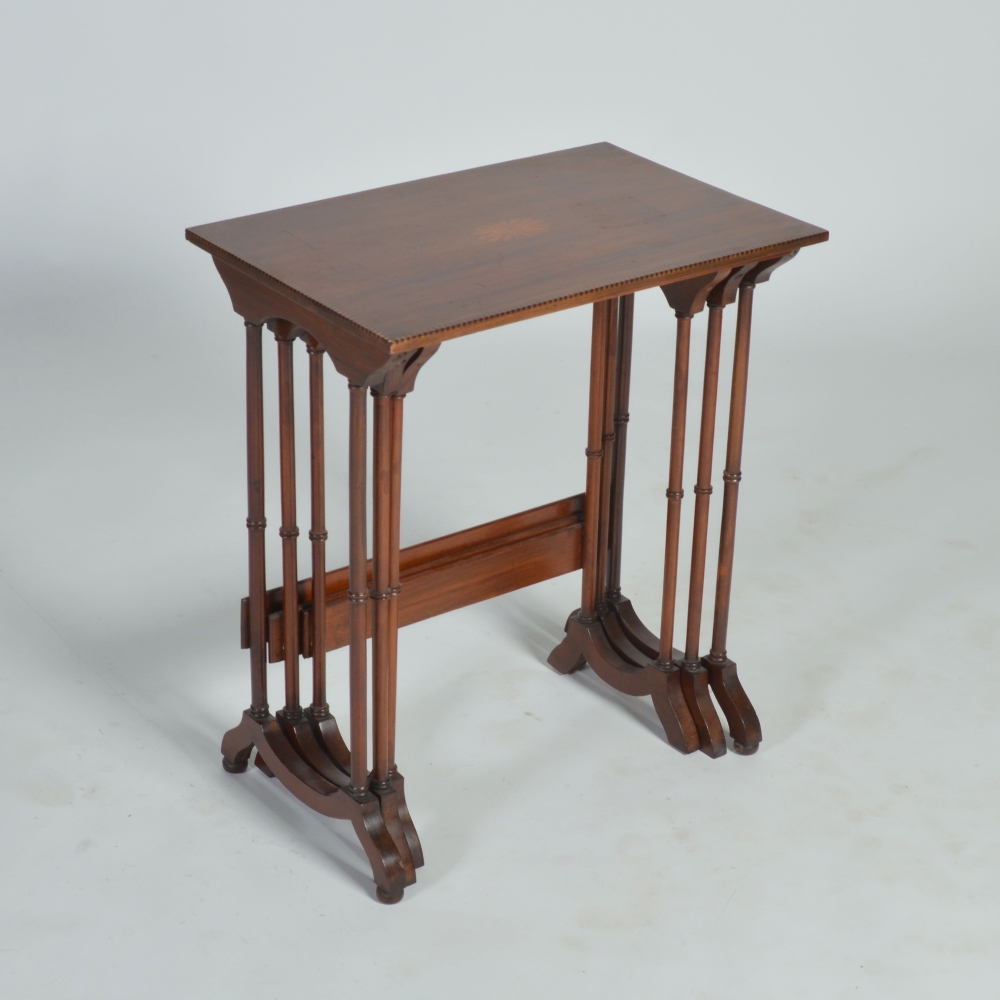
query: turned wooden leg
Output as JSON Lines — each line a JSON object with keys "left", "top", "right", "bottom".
{"left": 547, "top": 301, "right": 611, "bottom": 673}
{"left": 274, "top": 325, "right": 303, "bottom": 721}
{"left": 593, "top": 297, "right": 619, "bottom": 610}
{"left": 371, "top": 392, "right": 394, "bottom": 787}
{"left": 307, "top": 339, "right": 329, "bottom": 719}
{"left": 370, "top": 389, "right": 422, "bottom": 883}
{"left": 298, "top": 339, "right": 351, "bottom": 778}
{"left": 650, "top": 308, "right": 722, "bottom": 755}
{"left": 582, "top": 301, "right": 613, "bottom": 623}
{"left": 657, "top": 273, "right": 730, "bottom": 755}
{"left": 222, "top": 321, "right": 269, "bottom": 773}
{"left": 678, "top": 302, "right": 728, "bottom": 757}
{"left": 704, "top": 278, "right": 763, "bottom": 754}
{"left": 219, "top": 332, "right": 434, "bottom": 905}
{"left": 387, "top": 394, "right": 403, "bottom": 776}
{"left": 606, "top": 294, "right": 633, "bottom": 602}
{"left": 547, "top": 295, "right": 700, "bottom": 754}
{"left": 347, "top": 384, "right": 370, "bottom": 794}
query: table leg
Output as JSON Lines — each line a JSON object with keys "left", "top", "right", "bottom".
{"left": 678, "top": 304, "right": 728, "bottom": 757}
{"left": 220, "top": 325, "right": 412, "bottom": 905}
{"left": 274, "top": 326, "right": 302, "bottom": 721}
{"left": 347, "top": 383, "right": 369, "bottom": 794}
{"left": 547, "top": 299, "right": 700, "bottom": 753}
{"left": 370, "top": 389, "right": 423, "bottom": 886}
{"left": 605, "top": 294, "right": 633, "bottom": 604}
{"left": 703, "top": 278, "right": 763, "bottom": 754}
{"left": 301, "top": 340, "right": 351, "bottom": 777}
{"left": 593, "top": 297, "right": 619, "bottom": 612}
{"left": 221, "top": 323, "right": 268, "bottom": 773}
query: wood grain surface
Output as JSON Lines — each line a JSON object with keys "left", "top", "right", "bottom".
{"left": 187, "top": 143, "right": 827, "bottom": 352}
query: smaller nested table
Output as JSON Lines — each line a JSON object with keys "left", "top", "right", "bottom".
{"left": 186, "top": 143, "right": 827, "bottom": 902}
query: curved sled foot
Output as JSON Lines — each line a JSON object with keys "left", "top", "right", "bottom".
{"left": 680, "top": 663, "right": 727, "bottom": 758}
{"left": 370, "top": 775, "right": 423, "bottom": 885}
{"left": 703, "top": 655, "right": 762, "bottom": 754}
{"left": 548, "top": 615, "right": 587, "bottom": 674}
{"left": 220, "top": 709, "right": 420, "bottom": 903}
{"left": 547, "top": 610, "right": 700, "bottom": 754}
{"left": 648, "top": 662, "right": 702, "bottom": 754}
{"left": 221, "top": 716, "right": 254, "bottom": 773}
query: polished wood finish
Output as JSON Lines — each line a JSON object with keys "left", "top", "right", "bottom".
{"left": 580, "top": 302, "right": 611, "bottom": 621}
{"left": 307, "top": 338, "right": 328, "bottom": 718}
{"left": 371, "top": 392, "right": 393, "bottom": 788}
{"left": 244, "top": 323, "right": 268, "bottom": 726}
{"left": 657, "top": 312, "right": 690, "bottom": 666}
{"left": 546, "top": 296, "right": 702, "bottom": 754}
{"left": 347, "top": 383, "right": 369, "bottom": 793}
{"left": 194, "top": 145, "right": 827, "bottom": 903}
{"left": 593, "top": 298, "right": 619, "bottom": 616}
{"left": 605, "top": 294, "right": 633, "bottom": 602}
{"left": 273, "top": 323, "right": 302, "bottom": 719}
{"left": 251, "top": 495, "right": 585, "bottom": 658}
{"left": 187, "top": 144, "right": 825, "bottom": 354}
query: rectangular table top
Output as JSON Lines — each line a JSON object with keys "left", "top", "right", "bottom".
{"left": 187, "top": 143, "right": 827, "bottom": 352}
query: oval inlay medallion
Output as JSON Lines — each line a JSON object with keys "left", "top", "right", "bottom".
{"left": 473, "top": 217, "right": 550, "bottom": 243}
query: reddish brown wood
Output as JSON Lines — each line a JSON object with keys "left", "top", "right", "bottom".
{"left": 657, "top": 312, "right": 691, "bottom": 666}
{"left": 387, "top": 394, "right": 403, "bottom": 774}
{"left": 580, "top": 301, "right": 612, "bottom": 621}
{"left": 546, "top": 293, "right": 701, "bottom": 753}
{"left": 701, "top": 260, "right": 793, "bottom": 756}
{"left": 594, "top": 298, "right": 619, "bottom": 611}
{"left": 710, "top": 279, "right": 755, "bottom": 664}
{"left": 684, "top": 303, "right": 723, "bottom": 664}
{"left": 245, "top": 323, "right": 268, "bottom": 724}
{"left": 371, "top": 392, "right": 393, "bottom": 788}
{"left": 197, "top": 147, "right": 827, "bottom": 903}
{"left": 221, "top": 709, "right": 411, "bottom": 903}
{"left": 307, "top": 338, "right": 329, "bottom": 718}
{"left": 274, "top": 323, "right": 302, "bottom": 718}
{"left": 605, "top": 294, "right": 634, "bottom": 600}
{"left": 347, "top": 384, "right": 369, "bottom": 792}
{"left": 253, "top": 495, "right": 585, "bottom": 658}
{"left": 187, "top": 144, "right": 827, "bottom": 355}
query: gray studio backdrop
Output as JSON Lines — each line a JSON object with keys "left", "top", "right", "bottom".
{"left": 2, "top": 2, "right": 998, "bottom": 997}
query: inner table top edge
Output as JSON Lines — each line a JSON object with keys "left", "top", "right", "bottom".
{"left": 187, "top": 227, "right": 828, "bottom": 356}
{"left": 385, "top": 230, "right": 828, "bottom": 353}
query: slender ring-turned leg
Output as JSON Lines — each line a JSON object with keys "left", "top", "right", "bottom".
{"left": 593, "top": 298, "right": 619, "bottom": 611}
{"left": 370, "top": 389, "right": 421, "bottom": 885}
{"left": 599, "top": 295, "right": 662, "bottom": 667}
{"left": 274, "top": 326, "right": 303, "bottom": 722}
{"left": 307, "top": 340, "right": 329, "bottom": 720}
{"left": 582, "top": 302, "right": 612, "bottom": 623}
{"left": 371, "top": 392, "right": 393, "bottom": 787}
{"left": 547, "top": 297, "right": 700, "bottom": 753}
{"left": 546, "top": 301, "right": 612, "bottom": 675}
{"left": 654, "top": 312, "right": 690, "bottom": 669}
{"left": 387, "top": 395, "right": 404, "bottom": 776}
{"left": 649, "top": 310, "right": 719, "bottom": 754}
{"left": 385, "top": 394, "right": 423, "bottom": 868}
{"left": 704, "top": 279, "right": 763, "bottom": 754}
{"left": 678, "top": 305, "right": 727, "bottom": 757}
{"left": 606, "top": 295, "right": 633, "bottom": 603}
{"left": 347, "top": 384, "right": 370, "bottom": 794}
{"left": 222, "top": 322, "right": 269, "bottom": 772}
{"left": 299, "top": 340, "right": 352, "bottom": 777}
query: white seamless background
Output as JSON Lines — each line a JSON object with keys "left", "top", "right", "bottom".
{"left": 1, "top": 2, "right": 998, "bottom": 997}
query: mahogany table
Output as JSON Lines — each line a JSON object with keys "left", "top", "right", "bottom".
{"left": 186, "top": 143, "right": 827, "bottom": 903}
